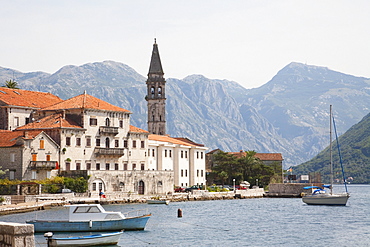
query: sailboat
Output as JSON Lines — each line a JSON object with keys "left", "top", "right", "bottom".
{"left": 302, "top": 105, "right": 350, "bottom": 206}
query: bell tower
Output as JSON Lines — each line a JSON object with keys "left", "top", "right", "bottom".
{"left": 146, "top": 39, "right": 166, "bottom": 135}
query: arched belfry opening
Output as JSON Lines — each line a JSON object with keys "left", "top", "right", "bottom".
{"left": 145, "top": 39, "right": 166, "bottom": 135}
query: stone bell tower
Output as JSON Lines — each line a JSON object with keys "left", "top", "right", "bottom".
{"left": 146, "top": 39, "right": 166, "bottom": 135}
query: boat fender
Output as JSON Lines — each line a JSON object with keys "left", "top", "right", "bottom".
{"left": 89, "top": 220, "right": 92, "bottom": 228}
{"left": 300, "top": 192, "right": 306, "bottom": 197}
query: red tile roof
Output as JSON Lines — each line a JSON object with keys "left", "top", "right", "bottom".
{"left": 228, "top": 151, "right": 283, "bottom": 161}
{"left": 173, "top": 137, "right": 204, "bottom": 147}
{"left": 149, "top": 134, "right": 196, "bottom": 147}
{"left": 0, "top": 87, "right": 62, "bottom": 108}
{"left": 16, "top": 113, "right": 82, "bottom": 130}
{"left": 41, "top": 93, "right": 131, "bottom": 113}
{"left": 0, "top": 130, "right": 43, "bottom": 147}
{"left": 129, "top": 125, "right": 149, "bottom": 133}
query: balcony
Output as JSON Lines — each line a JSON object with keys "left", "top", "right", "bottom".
{"left": 99, "top": 126, "right": 119, "bottom": 135}
{"left": 95, "top": 147, "right": 125, "bottom": 156}
{"left": 30, "top": 161, "right": 57, "bottom": 170}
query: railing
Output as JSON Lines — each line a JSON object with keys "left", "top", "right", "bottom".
{"left": 95, "top": 147, "right": 125, "bottom": 156}
{"left": 99, "top": 126, "right": 119, "bottom": 135}
{"left": 29, "top": 161, "right": 57, "bottom": 170}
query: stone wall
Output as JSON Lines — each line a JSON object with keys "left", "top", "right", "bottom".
{"left": 0, "top": 222, "right": 34, "bottom": 247}
{"left": 267, "top": 183, "right": 322, "bottom": 197}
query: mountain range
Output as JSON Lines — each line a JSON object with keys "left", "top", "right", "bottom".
{"left": 1, "top": 61, "right": 370, "bottom": 169}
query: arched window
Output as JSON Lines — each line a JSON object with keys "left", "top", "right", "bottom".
{"left": 105, "top": 118, "right": 110, "bottom": 127}
{"left": 105, "top": 137, "right": 110, "bottom": 148}
{"left": 152, "top": 115, "right": 155, "bottom": 121}
{"left": 151, "top": 87, "right": 155, "bottom": 98}
{"left": 158, "top": 87, "right": 162, "bottom": 97}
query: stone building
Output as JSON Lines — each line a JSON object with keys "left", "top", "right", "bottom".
{"left": 0, "top": 87, "right": 62, "bottom": 130}
{"left": 0, "top": 130, "right": 59, "bottom": 180}
{"left": 0, "top": 40, "right": 207, "bottom": 195}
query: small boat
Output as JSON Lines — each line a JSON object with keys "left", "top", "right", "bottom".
{"left": 27, "top": 204, "right": 151, "bottom": 232}
{"left": 302, "top": 105, "right": 350, "bottom": 206}
{"left": 44, "top": 231, "right": 123, "bottom": 246}
{"left": 147, "top": 199, "right": 170, "bottom": 205}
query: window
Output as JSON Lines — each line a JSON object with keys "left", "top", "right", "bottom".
{"left": 181, "top": 169, "right": 183, "bottom": 177}
{"left": 119, "top": 120, "right": 123, "bottom": 128}
{"left": 141, "top": 164, "right": 145, "bottom": 170}
{"left": 66, "top": 162, "right": 70, "bottom": 171}
{"left": 201, "top": 170, "right": 204, "bottom": 177}
{"left": 25, "top": 117, "right": 30, "bottom": 124}
{"left": 152, "top": 149, "right": 155, "bottom": 157}
{"left": 46, "top": 155, "right": 51, "bottom": 161}
{"left": 124, "top": 163, "right": 127, "bottom": 170}
{"left": 165, "top": 150, "right": 167, "bottom": 157}
{"left": 31, "top": 171, "right": 36, "bottom": 180}
{"left": 96, "top": 138, "right": 100, "bottom": 147}
{"left": 169, "top": 150, "right": 172, "bottom": 158}
{"left": 132, "top": 140, "right": 136, "bottom": 148}
{"left": 115, "top": 140, "right": 119, "bottom": 148}
{"left": 197, "top": 151, "right": 199, "bottom": 159}
{"left": 46, "top": 171, "right": 51, "bottom": 179}
{"left": 115, "top": 163, "right": 119, "bottom": 170}
{"left": 197, "top": 170, "right": 199, "bottom": 177}
{"left": 105, "top": 138, "right": 110, "bottom": 148}
{"left": 124, "top": 140, "right": 128, "bottom": 148}
{"left": 93, "top": 183, "right": 97, "bottom": 191}
{"left": 96, "top": 163, "right": 100, "bottom": 170}
{"left": 185, "top": 170, "right": 188, "bottom": 177}
{"left": 86, "top": 137, "right": 91, "bottom": 147}
{"left": 141, "top": 141, "right": 145, "bottom": 148}
{"left": 86, "top": 163, "right": 91, "bottom": 170}
{"left": 106, "top": 163, "right": 110, "bottom": 170}
{"left": 14, "top": 117, "right": 19, "bottom": 127}
{"left": 10, "top": 153, "right": 15, "bottom": 162}
{"left": 181, "top": 151, "right": 183, "bottom": 158}
{"left": 32, "top": 154, "right": 37, "bottom": 161}
{"left": 9, "top": 171, "right": 15, "bottom": 180}
{"left": 105, "top": 118, "right": 110, "bottom": 127}
{"left": 76, "top": 163, "right": 81, "bottom": 170}
{"left": 76, "top": 138, "right": 81, "bottom": 147}
{"left": 90, "top": 118, "right": 97, "bottom": 126}
{"left": 66, "top": 137, "right": 71, "bottom": 146}
{"left": 158, "top": 87, "right": 162, "bottom": 96}
{"left": 132, "top": 164, "right": 136, "bottom": 170}
{"left": 201, "top": 152, "right": 203, "bottom": 159}
{"left": 39, "top": 139, "right": 45, "bottom": 149}
{"left": 185, "top": 151, "right": 188, "bottom": 159}
{"left": 151, "top": 87, "right": 155, "bottom": 98}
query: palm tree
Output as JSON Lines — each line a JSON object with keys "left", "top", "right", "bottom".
{"left": 3, "top": 79, "right": 19, "bottom": 89}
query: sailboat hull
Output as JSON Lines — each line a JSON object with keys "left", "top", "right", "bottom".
{"left": 302, "top": 193, "right": 349, "bottom": 206}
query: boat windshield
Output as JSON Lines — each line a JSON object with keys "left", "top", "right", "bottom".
{"left": 73, "top": 206, "right": 101, "bottom": 213}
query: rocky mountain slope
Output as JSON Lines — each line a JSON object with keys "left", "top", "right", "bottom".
{"left": 1, "top": 61, "right": 370, "bottom": 168}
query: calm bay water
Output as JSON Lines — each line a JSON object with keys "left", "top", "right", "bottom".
{"left": 0, "top": 184, "right": 369, "bottom": 247}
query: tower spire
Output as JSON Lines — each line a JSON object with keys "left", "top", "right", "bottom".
{"left": 146, "top": 39, "right": 166, "bottom": 135}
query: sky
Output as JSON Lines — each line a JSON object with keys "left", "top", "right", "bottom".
{"left": 1, "top": 0, "right": 369, "bottom": 89}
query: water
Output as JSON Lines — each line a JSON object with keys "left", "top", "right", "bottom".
{"left": 0, "top": 184, "right": 369, "bottom": 247}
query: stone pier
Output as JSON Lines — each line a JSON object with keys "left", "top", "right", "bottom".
{"left": 0, "top": 222, "right": 34, "bottom": 247}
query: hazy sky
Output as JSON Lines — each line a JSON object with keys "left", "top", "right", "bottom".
{"left": 1, "top": 1, "right": 369, "bottom": 89}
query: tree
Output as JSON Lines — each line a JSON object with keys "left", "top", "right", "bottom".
{"left": 3, "top": 79, "right": 19, "bottom": 89}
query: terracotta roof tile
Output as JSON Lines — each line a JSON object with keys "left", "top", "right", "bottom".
{"left": 42, "top": 93, "right": 131, "bottom": 113}
{"left": 16, "top": 113, "right": 82, "bottom": 130}
{"left": 149, "top": 134, "right": 195, "bottom": 147}
{"left": 129, "top": 125, "right": 149, "bottom": 133}
{"left": 173, "top": 137, "right": 204, "bottom": 147}
{"left": 228, "top": 151, "right": 283, "bottom": 161}
{"left": 0, "top": 130, "right": 43, "bottom": 147}
{"left": 0, "top": 87, "right": 62, "bottom": 108}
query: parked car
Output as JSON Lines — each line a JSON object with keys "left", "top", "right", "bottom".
{"left": 174, "top": 186, "right": 186, "bottom": 193}
{"left": 185, "top": 185, "right": 201, "bottom": 192}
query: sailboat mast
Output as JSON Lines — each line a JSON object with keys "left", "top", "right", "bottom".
{"left": 330, "top": 105, "right": 333, "bottom": 195}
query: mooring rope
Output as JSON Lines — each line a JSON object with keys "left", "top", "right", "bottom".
{"left": 125, "top": 232, "right": 155, "bottom": 245}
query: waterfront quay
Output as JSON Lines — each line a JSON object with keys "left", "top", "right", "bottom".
{"left": 0, "top": 188, "right": 264, "bottom": 215}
